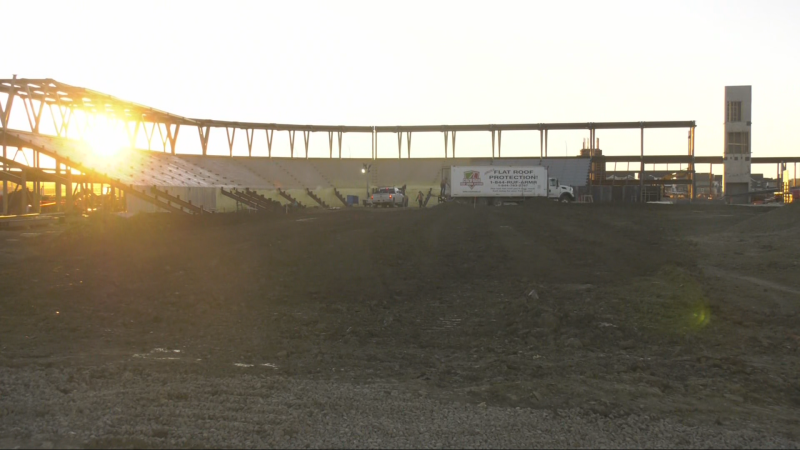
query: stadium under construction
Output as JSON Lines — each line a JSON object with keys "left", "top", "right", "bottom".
{"left": 1, "top": 77, "right": 799, "bottom": 219}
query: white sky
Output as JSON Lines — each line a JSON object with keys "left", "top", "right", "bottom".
{"left": 2, "top": 0, "right": 799, "bottom": 172}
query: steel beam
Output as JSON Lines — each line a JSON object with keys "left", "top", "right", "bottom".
{"left": 0, "top": 155, "right": 70, "bottom": 184}
{"left": 0, "top": 169, "right": 21, "bottom": 184}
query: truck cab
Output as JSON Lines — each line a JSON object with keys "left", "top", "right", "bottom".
{"left": 548, "top": 178, "right": 575, "bottom": 202}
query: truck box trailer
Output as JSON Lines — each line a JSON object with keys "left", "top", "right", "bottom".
{"left": 449, "top": 166, "right": 574, "bottom": 202}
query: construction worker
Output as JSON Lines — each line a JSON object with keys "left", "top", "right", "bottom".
{"left": 416, "top": 190, "right": 424, "bottom": 208}
{"left": 440, "top": 178, "right": 447, "bottom": 197}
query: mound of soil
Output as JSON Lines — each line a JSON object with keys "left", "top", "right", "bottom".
{"left": 729, "top": 202, "right": 800, "bottom": 233}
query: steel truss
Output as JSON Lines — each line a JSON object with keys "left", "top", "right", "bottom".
{"left": 3, "top": 77, "right": 799, "bottom": 211}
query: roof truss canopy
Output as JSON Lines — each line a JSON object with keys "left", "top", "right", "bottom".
{"left": 0, "top": 78, "right": 191, "bottom": 125}
{"left": 1, "top": 78, "right": 695, "bottom": 134}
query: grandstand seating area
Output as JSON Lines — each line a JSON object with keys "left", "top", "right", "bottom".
{"left": 2, "top": 130, "right": 591, "bottom": 213}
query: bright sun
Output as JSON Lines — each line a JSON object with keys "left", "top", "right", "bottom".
{"left": 85, "top": 115, "right": 127, "bottom": 159}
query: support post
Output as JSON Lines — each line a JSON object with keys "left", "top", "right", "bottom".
{"left": 498, "top": 130, "right": 502, "bottom": 158}
{"left": 406, "top": 132, "right": 412, "bottom": 158}
{"left": 55, "top": 162, "right": 61, "bottom": 212}
{"left": 198, "top": 126, "right": 210, "bottom": 156}
{"left": 266, "top": 129, "right": 274, "bottom": 158}
{"left": 20, "top": 170, "right": 26, "bottom": 214}
{"left": 491, "top": 130, "right": 495, "bottom": 158}
{"left": 451, "top": 131, "right": 457, "bottom": 158}
{"left": 166, "top": 124, "right": 180, "bottom": 155}
{"left": 690, "top": 126, "right": 696, "bottom": 201}
{"left": 397, "top": 132, "right": 402, "bottom": 159}
{"left": 127, "top": 121, "right": 141, "bottom": 149}
{"left": 65, "top": 165, "right": 72, "bottom": 214}
{"left": 225, "top": 127, "right": 236, "bottom": 157}
{"left": 303, "top": 130, "right": 311, "bottom": 159}
{"left": 328, "top": 132, "right": 334, "bottom": 158}
{"left": 337, "top": 131, "right": 343, "bottom": 159}
{"left": 544, "top": 129, "right": 547, "bottom": 157}
{"left": 2, "top": 134, "right": 6, "bottom": 216}
{"left": 539, "top": 129, "right": 543, "bottom": 160}
{"left": 289, "top": 130, "right": 296, "bottom": 158}
{"left": 144, "top": 121, "right": 156, "bottom": 150}
{"left": 34, "top": 149, "right": 40, "bottom": 213}
{"left": 245, "top": 128, "right": 254, "bottom": 157}
{"left": 443, "top": 131, "right": 448, "bottom": 158}
{"left": 639, "top": 127, "right": 644, "bottom": 198}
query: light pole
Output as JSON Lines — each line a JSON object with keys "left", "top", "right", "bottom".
{"left": 362, "top": 164, "right": 372, "bottom": 206}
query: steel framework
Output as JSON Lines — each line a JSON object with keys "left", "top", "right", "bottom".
{"left": 3, "top": 76, "right": 799, "bottom": 214}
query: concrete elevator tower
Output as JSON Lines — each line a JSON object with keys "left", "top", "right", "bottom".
{"left": 723, "top": 86, "right": 752, "bottom": 203}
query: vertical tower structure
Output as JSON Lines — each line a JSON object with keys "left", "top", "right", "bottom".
{"left": 723, "top": 86, "right": 752, "bottom": 203}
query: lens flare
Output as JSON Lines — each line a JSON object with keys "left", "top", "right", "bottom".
{"left": 85, "top": 115, "right": 127, "bottom": 159}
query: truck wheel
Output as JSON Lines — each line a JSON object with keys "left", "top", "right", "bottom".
{"left": 559, "top": 194, "right": 573, "bottom": 203}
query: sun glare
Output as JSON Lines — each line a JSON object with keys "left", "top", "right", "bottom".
{"left": 85, "top": 115, "right": 128, "bottom": 159}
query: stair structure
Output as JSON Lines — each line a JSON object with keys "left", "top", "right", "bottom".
{"left": 242, "top": 188, "right": 283, "bottom": 211}
{"left": 333, "top": 188, "right": 349, "bottom": 207}
{"left": 423, "top": 187, "right": 434, "bottom": 207}
{"left": 150, "top": 186, "right": 209, "bottom": 215}
{"left": 220, "top": 188, "right": 261, "bottom": 211}
{"left": 306, "top": 188, "right": 330, "bottom": 208}
{"left": 277, "top": 188, "right": 304, "bottom": 207}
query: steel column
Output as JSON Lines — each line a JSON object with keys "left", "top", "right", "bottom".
{"left": 639, "top": 127, "right": 644, "bottom": 197}
{"left": 65, "top": 165, "right": 72, "bottom": 214}
{"left": 397, "top": 132, "right": 402, "bottom": 159}
{"left": 1, "top": 132, "right": 6, "bottom": 215}
{"left": 539, "top": 129, "right": 543, "bottom": 160}
{"left": 20, "top": 169, "right": 26, "bottom": 214}
{"left": 337, "top": 131, "right": 343, "bottom": 159}
{"left": 167, "top": 124, "right": 180, "bottom": 155}
{"left": 127, "top": 121, "right": 141, "bottom": 149}
{"left": 266, "top": 129, "right": 274, "bottom": 158}
{"left": 198, "top": 126, "right": 210, "bottom": 156}
{"left": 245, "top": 128, "right": 254, "bottom": 157}
{"left": 498, "top": 130, "right": 502, "bottom": 158}
{"left": 451, "top": 131, "right": 457, "bottom": 158}
{"left": 34, "top": 149, "right": 40, "bottom": 213}
{"left": 689, "top": 127, "right": 697, "bottom": 201}
{"left": 289, "top": 130, "right": 296, "bottom": 158}
{"left": 55, "top": 162, "right": 61, "bottom": 212}
{"left": 303, "top": 130, "right": 311, "bottom": 159}
{"left": 225, "top": 127, "right": 236, "bottom": 157}
{"left": 406, "top": 132, "right": 412, "bottom": 158}
{"left": 544, "top": 130, "right": 548, "bottom": 157}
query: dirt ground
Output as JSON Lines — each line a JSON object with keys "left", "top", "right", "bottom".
{"left": 1, "top": 201, "right": 799, "bottom": 448}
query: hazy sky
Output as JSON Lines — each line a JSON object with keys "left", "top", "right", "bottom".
{"left": 2, "top": 0, "right": 799, "bottom": 169}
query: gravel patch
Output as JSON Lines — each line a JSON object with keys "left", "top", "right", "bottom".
{"left": 1, "top": 366, "right": 797, "bottom": 449}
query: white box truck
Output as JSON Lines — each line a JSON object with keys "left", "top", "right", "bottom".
{"left": 449, "top": 166, "right": 575, "bottom": 203}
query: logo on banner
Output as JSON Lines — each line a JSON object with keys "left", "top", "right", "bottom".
{"left": 460, "top": 170, "right": 483, "bottom": 190}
